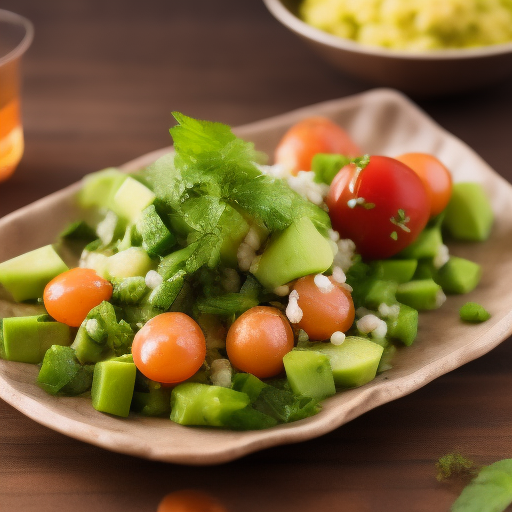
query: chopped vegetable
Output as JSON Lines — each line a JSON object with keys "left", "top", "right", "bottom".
{"left": 460, "top": 302, "right": 491, "bottom": 323}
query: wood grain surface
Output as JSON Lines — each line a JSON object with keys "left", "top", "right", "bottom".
{"left": 1, "top": 1, "right": 512, "bottom": 511}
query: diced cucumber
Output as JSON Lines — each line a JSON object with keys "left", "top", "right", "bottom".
{"left": 37, "top": 345, "right": 93, "bottom": 395}
{"left": 78, "top": 168, "right": 127, "bottom": 209}
{"left": 106, "top": 247, "right": 153, "bottom": 279}
{"left": 170, "top": 382, "right": 250, "bottom": 427}
{"left": 396, "top": 279, "right": 445, "bottom": 310}
{"left": 112, "top": 176, "right": 156, "bottom": 223}
{"left": 370, "top": 259, "right": 418, "bottom": 283}
{"left": 302, "top": 337, "right": 384, "bottom": 388}
{"left": 136, "top": 204, "right": 176, "bottom": 256}
{"left": 0, "top": 245, "right": 69, "bottom": 302}
{"left": 435, "top": 256, "right": 481, "bottom": 294}
{"left": 1, "top": 315, "right": 71, "bottom": 364}
{"left": 252, "top": 216, "right": 333, "bottom": 289}
{"left": 283, "top": 349, "right": 336, "bottom": 400}
{"left": 443, "top": 182, "right": 494, "bottom": 241}
{"left": 364, "top": 279, "right": 398, "bottom": 309}
{"left": 398, "top": 226, "right": 442, "bottom": 259}
{"left": 386, "top": 303, "right": 418, "bottom": 346}
{"left": 91, "top": 358, "right": 137, "bottom": 417}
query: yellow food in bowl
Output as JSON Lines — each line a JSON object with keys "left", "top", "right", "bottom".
{"left": 299, "top": 0, "right": 512, "bottom": 51}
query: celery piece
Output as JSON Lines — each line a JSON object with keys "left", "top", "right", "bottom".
{"left": 370, "top": 259, "right": 418, "bottom": 283}
{"left": 91, "top": 359, "right": 137, "bottom": 417}
{"left": 1, "top": 316, "right": 71, "bottom": 364}
{"left": 38, "top": 345, "right": 93, "bottom": 395}
{"left": 112, "top": 276, "right": 147, "bottom": 305}
{"left": 435, "top": 256, "right": 481, "bottom": 294}
{"left": 157, "top": 245, "right": 195, "bottom": 280}
{"left": 0, "top": 245, "right": 69, "bottom": 302}
{"left": 459, "top": 302, "right": 491, "bottom": 323}
{"left": 147, "top": 271, "right": 186, "bottom": 310}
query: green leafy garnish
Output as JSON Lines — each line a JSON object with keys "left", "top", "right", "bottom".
{"left": 436, "top": 452, "right": 478, "bottom": 481}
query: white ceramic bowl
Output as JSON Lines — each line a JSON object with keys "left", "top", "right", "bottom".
{"left": 263, "top": 0, "right": 512, "bottom": 96}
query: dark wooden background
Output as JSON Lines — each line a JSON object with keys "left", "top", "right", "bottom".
{"left": 1, "top": 1, "right": 512, "bottom": 511}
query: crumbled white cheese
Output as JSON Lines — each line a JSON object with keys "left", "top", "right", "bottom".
{"left": 330, "top": 331, "right": 346, "bottom": 345}
{"left": 378, "top": 303, "right": 400, "bottom": 319}
{"left": 273, "top": 285, "right": 290, "bottom": 297}
{"left": 357, "top": 314, "right": 387, "bottom": 339}
{"left": 145, "top": 270, "right": 163, "bottom": 290}
{"left": 286, "top": 289, "right": 303, "bottom": 324}
{"left": 314, "top": 273, "right": 334, "bottom": 293}
{"left": 286, "top": 170, "right": 330, "bottom": 205}
{"left": 210, "top": 358, "right": 232, "bottom": 388}
{"left": 333, "top": 238, "right": 357, "bottom": 272}
{"left": 332, "top": 266, "right": 346, "bottom": 284}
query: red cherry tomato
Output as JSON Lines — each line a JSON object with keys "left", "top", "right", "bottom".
{"left": 395, "top": 152, "right": 453, "bottom": 217}
{"left": 274, "top": 116, "right": 362, "bottom": 174}
{"left": 132, "top": 312, "right": 206, "bottom": 384}
{"left": 43, "top": 268, "right": 113, "bottom": 327}
{"left": 157, "top": 490, "right": 228, "bottom": 512}
{"left": 325, "top": 156, "right": 430, "bottom": 260}
{"left": 226, "top": 306, "right": 294, "bottom": 379}
{"left": 292, "top": 275, "right": 355, "bottom": 340}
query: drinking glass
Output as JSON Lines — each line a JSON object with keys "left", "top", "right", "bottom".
{"left": 0, "top": 9, "right": 33, "bottom": 182}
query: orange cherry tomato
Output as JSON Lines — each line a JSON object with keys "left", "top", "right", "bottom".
{"left": 395, "top": 152, "right": 452, "bottom": 217}
{"left": 226, "top": 306, "right": 294, "bottom": 379}
{"left": 157, "top": 490, "right": 228, "bottom": 512}
{"left": 132, "top": 312, "right": 206, "bottom": 384}
{"left": 274, "top": 116, "right": 362, "bottom": 174}
{"left": 43, "top": 268, "right": 113, "bottom": 327}
{"left": 292, "top": 275, "right": 355, "bottom": 340}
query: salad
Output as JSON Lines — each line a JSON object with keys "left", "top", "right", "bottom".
{"left": 0, "top": 113, "right": 494, "bottom": 430}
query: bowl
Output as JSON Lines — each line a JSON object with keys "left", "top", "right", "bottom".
{"left": 263, "top": 0, "right": 512, "bottom": 96}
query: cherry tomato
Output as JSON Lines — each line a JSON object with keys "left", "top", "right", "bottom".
{"left": 226, "top": 306, "right": 294, "bottom": 379}
{"left": 292, "top": 275, "right": 355, "bottom": 340}
{"left": 395, "top": 152, "right": 453, "bottom": 217}
{"left": 132, "top": 312, "right": 206, "bottom": 384}
{"left": 43, "top": 268, "right": 113, "bottom": 327}
{"left": 325, "top": 156, "right": 430, "bottom": 260}
{"left": 157, "top": 490, "right": 228, "bottom": 512}
{"left": 274, "top": 116, "right": 362, "bottom": 174}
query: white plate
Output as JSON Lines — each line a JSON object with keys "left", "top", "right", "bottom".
{"left": 1, "top": 89, "right": 511, "bottom": 465}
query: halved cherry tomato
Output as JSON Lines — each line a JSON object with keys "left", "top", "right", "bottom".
{"left": 326, "top": 156, "right": 430, "bottom": 260}
{"left": 226, "top": 306, "right": 294, "bottom": 379}
{"left": 274, "top": 116, "right": 361, "bottom": 174}
{"left": 157, "top": 490, "right": 228, "bottom": 512}
{"left": 132, "top": 312, "right": 206, "bottom": 384}
{"left": 43, "top": 268, "right": 113, "bottom": 327}
{"left": 396, "top": 152, "right": 452, "bottom": 217}
{"left": 292, "top": 275, "right": 355, "bottom": 340}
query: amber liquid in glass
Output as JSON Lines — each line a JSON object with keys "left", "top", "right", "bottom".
{"left": 0, "top": 58, "right": 24, "bottom": 182}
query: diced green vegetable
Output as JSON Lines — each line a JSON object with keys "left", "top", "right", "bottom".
{"left": 147, "top": 271, "right": 186, "bottom": 310}
{"left": 106, "top": 247, "right": 153, "bottom": 279}
{"left": 59, "top": 220, "right": 97, "bottom": 242}
{"left": 443, "top": 182, "right": 494, "bottom": 242}
{"left": 78, "top": 168, "right": 127, "bottom": 210}
{"left": 112, "top": 276, "right": 148, "bottom": 305}
{"left": 363, "top": 279, "right": 398, "bottom": 309}
{"left": 311, "top": 153, "right": 351, "bottom": 185}
{"left": 435, "top": 256, "right": 481, "bottom": 294}
{"left": 370, "top": 259, "right": 417, "bottom": 283}
{"left": 131, "top": 384, "right": 171, "bottom": 417}
{"left": 459, "top": 302, "right": 491, "bottom": 323}
{"left": 398, "top": 226, "right": 442, "bottom": 259}
{"left": 1, "top": 315, "right": 71, "bottom": 364}
{"left": 136, "top": 204, "right": 176, "bottom": 256}
{"left": 112, "top": 176, "right": 156, "bottom": 223}
{"left": 386, "top": 303, "right": 418, "bottom": 346}
{"left": 396, "top": 279, "right": 444, "bottom": 310}
{"left": 91, "top": 358, "right": 137, "bottom": 417}
{"left": 0, "top": 245, "right": 69, "bottom": 302}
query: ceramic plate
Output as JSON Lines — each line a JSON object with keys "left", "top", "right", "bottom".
{"left": 1, "top": 89, "right": 511, "bottom": 465}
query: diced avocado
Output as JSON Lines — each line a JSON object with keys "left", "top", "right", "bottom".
{"left": 218, "top": 205, "right": 251, "bottom": 267}
{"left": 37, "top": 345, "right": 94, "bottom": 395}
{"left": 91, "top": 358, "right": 137, "bottom": 417}
{"left": 147, "top": 271, "right": 186, "bottom": 310}
{"left": 252, "top": 216, "right": 333, "bottom": 290}
{"left": 459, "top": 302, "right": 491, "bottom": 323}
{"left": 283, "top": 349, "right": 336, "bottom": 400}
{"left": 78, "top": 168, "right": 127, "bottom": 209}
{"left": 112, "top": 176, "right": 156, "bottom": 223}
{"left": 0, "top": 245, "right": 69, "bottom": 302}
{"left": 136, "top": 204, "right": 176, "bottom": 257}
{"left": 396, "top": 279, "right": 445, "bottom": 310}
{"left": 303, "top": 337, "right": 384, "bottom": 388}
{"left": 398, "top": 226, "right": 442, "bottom": 260}
{"left": 170, "top": 382, "right": 250, "bottom": 427}
{"left": 370, "top": 259, "right": 418, "bottom": 283}
{"left": 435, "top": 256, "right": 481, "bottom": 294}
{"left": 364, "top": 279, "right": 398, "bottom": 309}
{"left": 106, "top": 247, "right": 153, "bottom": 279}
{"left": 443, "top": 182, "right": 494, "bottom": 241}
{"left": 386, "top": 303, "right": 418, "bottom": 346}
{"left": 1, "top": 315, "right": 71, "bottom": 364}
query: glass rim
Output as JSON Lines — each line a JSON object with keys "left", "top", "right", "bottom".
{"left": 0, "top": 9, "right": 34, "bottom": 66}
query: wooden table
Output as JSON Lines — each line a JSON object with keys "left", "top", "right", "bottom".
{"left": 1, "top": 1, "right": 512, "bottom": 511}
